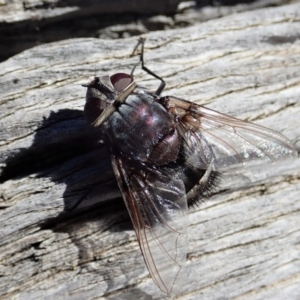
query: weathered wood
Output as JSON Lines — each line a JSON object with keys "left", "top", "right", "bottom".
{"left": 0, "top": 0, "right": 181, "bottom": 62}
{"left": 0, "top": 0, "right": 294, "bottom": 62}
{"left": 0, "top": 3, "right": 300, "bottom": 299}
{"left": 0, "top": 0, "right": 180, "bottom": 23}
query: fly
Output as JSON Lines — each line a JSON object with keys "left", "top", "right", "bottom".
{"left": 82, "top": 38, "right": 297, "bottom": 294}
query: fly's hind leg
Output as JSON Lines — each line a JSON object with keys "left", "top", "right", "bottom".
{"left": 186, "top": 164, "right": 221, "bottom": 208}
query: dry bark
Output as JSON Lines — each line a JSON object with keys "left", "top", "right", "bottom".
{"left": 0, "top": 3, "right": 300, "bottom": 300}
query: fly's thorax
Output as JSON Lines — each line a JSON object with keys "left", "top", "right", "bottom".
{"left": 105, "top": 92, "right": 181, "bottom": 165}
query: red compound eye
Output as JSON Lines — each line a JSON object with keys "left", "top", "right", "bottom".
{"left": 110, "top": 73, "right": 134, "bottom": 92}
{"left": 84, "top": 97, "right": 104, "bottom": 124}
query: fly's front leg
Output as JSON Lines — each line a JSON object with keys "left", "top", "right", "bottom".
{"left": 131, "top": 38, "right": 166, "bottom": 96}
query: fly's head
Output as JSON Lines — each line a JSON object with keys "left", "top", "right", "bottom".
{"left": 83, "top": 73, "right": 136, "bottom": 126}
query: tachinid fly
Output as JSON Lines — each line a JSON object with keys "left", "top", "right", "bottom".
{"left": 82, "top": 38, "right": 297, "bottom": 294}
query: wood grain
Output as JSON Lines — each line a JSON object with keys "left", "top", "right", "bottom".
{"left": 0, "top": 3, "right": 299, "bottom": 299}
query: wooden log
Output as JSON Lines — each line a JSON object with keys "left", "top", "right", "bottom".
{"left": 0, "top": 0, "right": 290, "bottom": 62}
{"left": 0, "top": 0, "right": 180, "bottom": 62}
{"left": 0, "top": 3, "right": 299, "bottom": 299}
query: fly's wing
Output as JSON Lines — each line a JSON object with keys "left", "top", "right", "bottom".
{"left": 111, "top": 155, "right": 188, "bottom": 295}
{"left": 164, "top": 96, "right": 297, "bottom": 171}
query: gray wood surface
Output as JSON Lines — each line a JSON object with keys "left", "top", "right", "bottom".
{"left": 0, "top": 3, "right": 300, "bottom": 299}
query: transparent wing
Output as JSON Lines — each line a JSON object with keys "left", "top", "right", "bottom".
{"left": 166, "top": 96, "right": 297, "bottom": 171}
{"left": 111, "top": 155, "right": 188, "bottom": 295}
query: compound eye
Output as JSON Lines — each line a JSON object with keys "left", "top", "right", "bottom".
{"left": 84, "top": 97, "right": 104, "bottom": 124}
{"left": 110, "top": 73, "right": 134, "bottom": 92}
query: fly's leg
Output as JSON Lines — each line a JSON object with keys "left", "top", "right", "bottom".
{"left": 131, "top": 38, "right": 166, "bottom": 96}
